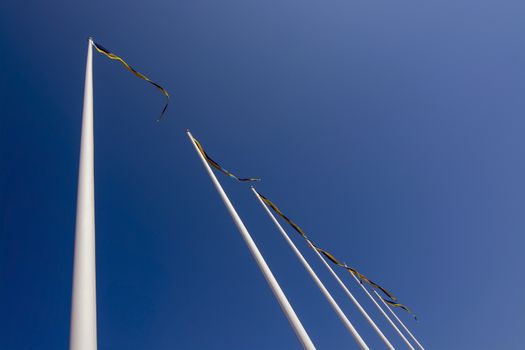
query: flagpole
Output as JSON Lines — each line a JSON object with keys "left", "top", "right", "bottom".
{"left": 373, "top": 291, "right": 425, "bottom": 350}
{"left": 308, "top": 241, "right": 395, "bottom": 350}
{"left": 186, "top": 131, "right": 316, "bottom": 350}
{"left": 251, "top": 187, "right": 369, "bottom": 350}
{"left": 70, "top": 38, "right": 97, "bottom": 350}
{"left": 350, "top": 274, "right": 414, "bottom": 350}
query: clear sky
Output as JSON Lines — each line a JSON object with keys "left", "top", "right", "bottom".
{"left": 1, "top": 0, "right": 525, "bottom": 349}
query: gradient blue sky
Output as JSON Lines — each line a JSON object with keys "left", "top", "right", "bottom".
{"left": 1, "top": 0, "right": 525, "bottom": 349}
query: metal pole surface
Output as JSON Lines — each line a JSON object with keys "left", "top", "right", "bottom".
{"left": 187, "top": 131, "right": 316, "bottom": 350}
{"left": 251, "top": 187, "right": 369, "bottom": 350}
{"left": 70, "top": 38, "right": 97, "bottom": 350}
{"left": 374, "top": 290, "right": 425, "bottom": 350}
{"left": 350, "top": 274, "right": 414, "bottom": 349}
{"left": 310, "top": 243, "right": 395, "bottom": 349}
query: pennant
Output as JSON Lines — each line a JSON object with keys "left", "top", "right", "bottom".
{"left": 91, "top": 39, "right": 170, "bottom": 121}
{"left": 380, "top": 296, "right": 418, "bottom": 321}
{"left": 257, "top": 192, "right": 309, "bottom": 239}
{"left": 192, "top": 137, "right": 261, "bottom": 182}
{"left": 255, "top": 189, "right": 397, "bottom": 301}
{"left": 312, "top": 246, "right": 397, "bottom": 301}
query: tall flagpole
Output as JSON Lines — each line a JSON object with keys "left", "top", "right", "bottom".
{"left": 374, "top": 291, "right": 425, "bottom": 350}
{"left": 251, "top": 187, "right": 369, "bottom": 350}
{"left": 70, "top": 38, "right": 97, "bottom": 350}
{"left": 186, "top": 131, "right": 316, "bottom": 350}
{"left": 350, "top": 274, "right": 414, "bottom": 349}
{"left": 308, "top": 240, "right": 395, "bottom": 350}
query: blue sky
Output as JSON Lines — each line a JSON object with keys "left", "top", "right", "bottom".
{"left": 1, "top": 0, "right": 525, "bottom": 349}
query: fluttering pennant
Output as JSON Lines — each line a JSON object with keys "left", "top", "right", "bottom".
{"left": 257, "top": 191, "right": 309, "bottom": 239}
{"left": 91, "top": 39, "right": 170, "bottom": 121}
{"left": 255, "top": 189, "right": 397, "bottom": 301}
{"left": 192, "top": 137, "right": 261, "bottom": 182}
{"left": 313, "top": 246, "right": 397, "bottom": 301}
{"left": 379, "top": 296, "right": 418, "bottom": 321}
{"left": 257, "top": 189, "right": 419, "bottom": 319}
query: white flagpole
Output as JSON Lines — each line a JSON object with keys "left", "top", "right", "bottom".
{"left": 308, "top": 241, "right": 395, "bottom": 350}
{"left": 251, "top": 187, "right": 369, "bottom": 350}
{"left": 70, "top": 38, "right": 97, "bottom": 350}
{"left": 350, "top": 274, "right": 415, "bottom": 350}
{"left": 186, "top": 131, "right": 316, "bottom": 350}
{"left": 373, "top": 290, "right": 425, "bottom": 350}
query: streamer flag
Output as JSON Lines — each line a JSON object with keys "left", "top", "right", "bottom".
{"left": 255, "top": 190, "right": 397, "bottom": 301}
{"left": 91, "top": 39, "right": 170, "bottom": 121}
{"left": 192, "top": 136, "right": 261, "bottom": 182}
{"left": 380, "top": 296, "right": 418, "bottom": 321}
{"left": 313, "top": 246, "right": 396, "bottom": 301}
